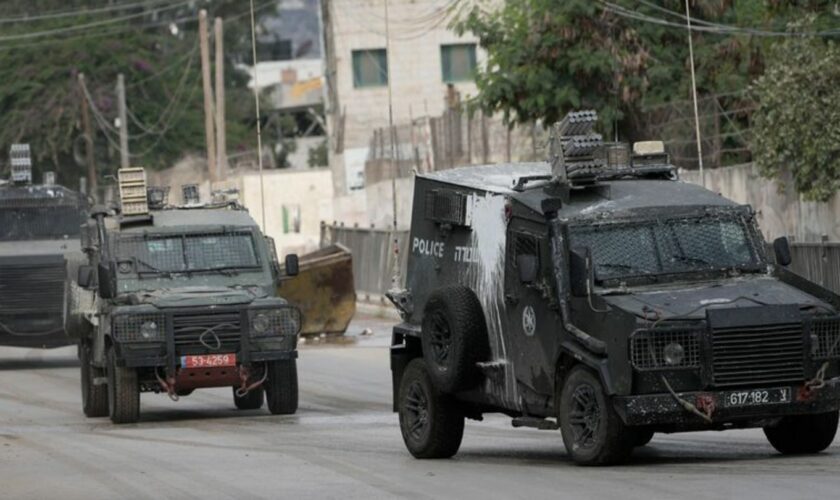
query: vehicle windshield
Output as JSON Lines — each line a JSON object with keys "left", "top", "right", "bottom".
{"left": 0, "top": 204, "right": 82, "bottom": 241}
{"left": 568, "top": 212, "right": 764, "bottom": 282}
{"left": 114, "top": 231, "right": 261, "bottom": 275}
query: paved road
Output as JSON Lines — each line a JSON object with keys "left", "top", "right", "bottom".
{"left": 1, "top": 315, "right": 839, "bottom": 499}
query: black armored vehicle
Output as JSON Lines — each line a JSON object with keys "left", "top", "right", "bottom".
{"left": 388, "top": 111, "right": 840, "bottom": 465}
{"left": 75, "top": 168, "right": 301, "bottom": 423}
{"left": 0, "top": 144, "right": 87, "bottom": 348}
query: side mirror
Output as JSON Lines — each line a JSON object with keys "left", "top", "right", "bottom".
{"left": 77, "top": 265, "right": 95, "bottom": 289}
{"left": 516, "top": 254, "right": 538, "bottom": 283}
{"left": 284, "top": 254, "right": 300, "bottom": 277}
{"left": 773, "top": 236, "right": 792, "bottom": 267}
{"left": 97, "top": 261, "right": 117, "bottom": 299}
{"left": 569, "top": 247, "right": 594, "bottom": 297}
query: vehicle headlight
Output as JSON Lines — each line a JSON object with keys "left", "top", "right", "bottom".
{"left": 663, "top": 342, "right": 685, "bottom": 366}
{"left": 249, "top": 307, "right": 301, "bottom": 337}
{"left": 113, "top": 313, "right": 165, "bottom": 342}
{"left": 252, "top": 313, "right": 271, "bottom": 334}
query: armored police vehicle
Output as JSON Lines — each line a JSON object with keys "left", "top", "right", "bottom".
{"left": 388, "top": 111, "right": 840, "bottom": 465}
{"left": 75, "top": 168, "right": 301, "bottom": 424}
{"left": 0, "top": 144, "right": 87, "bottom": 348}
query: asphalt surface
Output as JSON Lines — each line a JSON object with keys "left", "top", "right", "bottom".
{"left": 1, "top": 315, "right": 839, "bottom": 500}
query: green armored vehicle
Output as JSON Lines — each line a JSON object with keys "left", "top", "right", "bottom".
{"left": 75, "top": 168, "right": 301, "bottom": 423}
{"left": 389, "top": 111, "right": 840, "bottom": 465}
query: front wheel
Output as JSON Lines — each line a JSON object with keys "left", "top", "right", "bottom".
{"left": 80, "top": 342, "right": 107, "bottom": 418}
{"left": 106, "top": 346, "right": 140, "bottom": 424}
{"left": 265, "top": 360, "right": 298, "bottom": 415}
{"left": 233, "top": 386, "right": 264, "bottom": 410}
{"left": 764, "top": 411, "right": 839, "bottom": 454}
{"left": 558, "top": 366, "right": 633, "bottom": 465}
{"left": 398, "top": 358, "right": 464, "bottom": 459}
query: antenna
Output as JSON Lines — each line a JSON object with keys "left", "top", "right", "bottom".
{"left": 248, "top": 0, "right": 267, "bottom": 232}
{"left": 685, "top": 0, "right": 705, "bottom": 187}
{"left": 384, "top": 0, "right": 401, "bottom": 290}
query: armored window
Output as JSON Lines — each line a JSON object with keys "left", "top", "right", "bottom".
{"left": 352, "top": 49, "right": 388, "bottom": 88}
{"left": 425, "top": 189, "right": 468, "bottom": 226}
{"left": 441, "top": 43, "right": 477, "bottom": 82}
{"left": 511, "top": 233, "right": 540, "bottom": 283}
{"left": 115, "top": 231, "right": 260, "bottom": 273}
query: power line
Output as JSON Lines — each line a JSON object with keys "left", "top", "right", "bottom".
{"left": 0, "top": 0, "right": 174, "bottom": 24}
{"left": 599, "top": 1, "right": 840, "bottom": 38}
{"left": 0, "top": 1, "right": 192, "bottom": 43}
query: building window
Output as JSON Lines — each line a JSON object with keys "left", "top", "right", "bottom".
{"left": 352, "top": 49, "right": 388, "bottom": 88}
{"left": 441, "top": 43, "right": 477, "bottom": 82}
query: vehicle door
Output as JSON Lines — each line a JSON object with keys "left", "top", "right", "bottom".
{"left": 503, "top": 217, "right": 558, "bottom": 407}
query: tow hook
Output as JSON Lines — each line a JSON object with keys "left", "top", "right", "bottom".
{"left": 799, "top": 362, "right": 832, "bottom": 401}
{"left": 154, "top": 368, "right": 180, "bottom": 402}
{"left": 662, "top": 376, "right": 713, "bottom": 423}
{"left": 235, "top": 364, "right": 268, "bottom": 398}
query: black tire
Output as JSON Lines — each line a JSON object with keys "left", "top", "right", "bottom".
{"left": 559, "top": 366, "right": 633, "bottom": 465}
{"left": 233, "top": 386, "right": 264, "bottom": 410}
{"left": 265, "top": 360, "right": 298, "bottom": 415}
{"left": 420, "top": 286, "right": 489, "bottom": 393}
{"left": 398, "top": 358, "right": 465, "bottom": 459}
{"left": 80, "top": 342, "right": 108, "bottom": 418}
{"left": 763, "top": 411, "right": 839, "bottom": 454}
{"left": 106, "top": 346, "right": 140, "bottom": 424}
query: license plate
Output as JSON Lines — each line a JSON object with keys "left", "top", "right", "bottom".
{"left": 180, "top": 353, "right": 237, "bottom": 368}
{"left": 721, "top": 387, "right": 791, "bottom": 408}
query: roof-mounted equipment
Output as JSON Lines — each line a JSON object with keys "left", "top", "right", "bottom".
{"left": 117, "top": 167, "right": 149, "bottom": 216}
{"left": 9, "top": 144, "right": 32, "bottom": 185}
{"left": 549, "top": 110, "right": 604, "bottom": 187}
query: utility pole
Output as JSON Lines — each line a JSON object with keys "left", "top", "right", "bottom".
{"left": 116, "top": 73, "right": 129, "bottom": 169}
{"left": 214, "top": 16, "right": 227, "bottom": 179}
{"left": 199, "top": 9, "right": 216, "bottom": 181}
{"left": 78, "top": 73, "right": 98, "bottom": 198}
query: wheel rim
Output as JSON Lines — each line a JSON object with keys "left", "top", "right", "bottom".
{"left": 427, "top": 311, "right": 452, "bottom": 367}
{"left": 568, "top": 383, "right": 601, "bottom": 450}
{"left": 403, "top": 381, "right": 430, "bottom": 442}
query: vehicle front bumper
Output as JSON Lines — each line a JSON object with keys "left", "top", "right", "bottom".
{"left": 614, "top": 380, "right": 840, "bottom": 427}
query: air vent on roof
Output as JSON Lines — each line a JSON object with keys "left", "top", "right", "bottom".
{"left": 425, "top": 189, "right": 469, "bottom": 226}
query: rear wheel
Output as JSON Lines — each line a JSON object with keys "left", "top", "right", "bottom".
{"left": 80, "top": 342, "right": 107, "bottom": 418}
{"left": 559, "top": 366, "right": 633, "bottom": 465}
{"left": 398, "top": 358, "right": 464, "bottom": 459}
{"left": 265, "top": 360, "right": 298, "bottom": 415}
{"left": 233, "top": 386, "right": 264, "bottom": 410}
{"left": 764, "top": 411, "right": 839, "bottom": 454}
{"left": 106, "top": 346, "right": 140, "bottom": 424}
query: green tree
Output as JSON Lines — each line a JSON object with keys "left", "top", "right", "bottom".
{"left": 751, "top": 31, "right": 840, "bottom": 202}
{"left": 453, "top": 0, "right": 833, "bottom": 142}
{"left": 0, "top": 0, "right": 276, "bottom": 188}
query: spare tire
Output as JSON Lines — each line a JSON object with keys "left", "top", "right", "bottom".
{"left": 421, "top": 286, "right": 489, "bottom": 393}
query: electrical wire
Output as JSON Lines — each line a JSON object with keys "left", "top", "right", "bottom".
{"left": 0, "top": 0, "right": 173, "bottom": 24}
{"left": 0, "top": 0, "right": 192, "bottom": 43}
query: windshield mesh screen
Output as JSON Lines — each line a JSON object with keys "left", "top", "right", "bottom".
{"left": 116, "top": 232, "right": 259, "bottom": 272}
{"left": 569, "top": 213, "right": 763, "bottom": 281}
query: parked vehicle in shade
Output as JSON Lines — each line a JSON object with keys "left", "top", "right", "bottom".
{"left": 0, "top": 144, "right": 87, "bottom": 348}
{"left": 73, "top": 168, "right": 301, "bottom": 423}
{"left": 388, "top": 111, "right": 840, "bottom": 465}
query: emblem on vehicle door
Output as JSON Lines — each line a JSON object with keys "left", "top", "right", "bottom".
{"left": 522, "top": 306, "right": 536, "bottom": 337}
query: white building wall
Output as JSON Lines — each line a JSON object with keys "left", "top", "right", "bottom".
{"left": 325, "top": 0, "right": 484, "bottom": 195}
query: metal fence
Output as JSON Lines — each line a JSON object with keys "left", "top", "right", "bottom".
{"left": 321, "top": 224, "right": 409, "bottom": 300}
{"left": 789, "top": 242, "right": 840, "bottom": 294}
